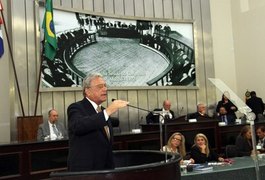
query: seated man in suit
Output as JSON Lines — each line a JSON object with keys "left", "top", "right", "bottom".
{"left": 217, "top": 106, "right": 235, "bottom": 124}
{"left": 188, "top": 103, "right": 210, "bottom": 120}
{"left": 256, "top": 126, "right": 265, "bottom": 153}
{"left": 146, "top": 100, "right": 175, "bottom": 124}
{"left": 37, "top": 109, "right": 68, "bottom": 141}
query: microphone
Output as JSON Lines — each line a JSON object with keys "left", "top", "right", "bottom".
{"left": 112, "top": 98, "right": 151, "bottom": 113}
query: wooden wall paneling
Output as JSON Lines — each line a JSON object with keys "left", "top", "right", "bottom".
{"left": 163, "top": 0, "right": 173, "bottom": 19}
{"left": 72, "top": 0, "right": 83, "bottom": 9}
{"left": 13, "top": 0, "right": 29, "bottom": 115}
{"left": 40, "top": 92, "right": 53, "bottom": 122}
{"left": 94, "top": 0, "right": 104, "bottom": 13}
{"left": 143, "top": 0, "right": 154, "bottom": 18}
{"left": 177, "top": 90, "right": 187, "bottom": 115}
{"left": 124, "top": 0, "right": 135, "bottom": 16}
{"left": 147, "top": 89, "right": 158, "bottom": 110}
{"left": 117, "top": 91, "right": 129, "bottom": 132}
{"left": 53, "top": 0, "right": 61, "bottom": 7}
{"left": 137, "top": 90, "right": 149, "bottom": 124}
{"left": 192, "top": 0, "right": 207, "bottom": 105}
{"left": 182, "top": 0, "right": 192, "bottom": 20}
{"left": 167, "top": 89, "right": 178, "bottom": 116}
{"left": 186, "top": 90, "right": 197, "bottom": 114}
{"left": 83, "top": 0, "right": 94, "bottom": 11}
{"left": 104, "top": 0, "right": 114, "bottom": 14}
{"left": 64, "top": 92, "right": 76, "bottom": 127}
{"left": 73, "top": 90, "right": 83, "bottom": 102}
{"left": 134, "top": 0, "right": 144, "bottom": 17}
{"left": 60, "top": 0, "right": 72, "bottom": 9}
{"left": 153, "top": 0, "right": 163, "bottom": 18}
{"left": 26, "top": 0, "right": 38, "bottom": 116}
{"left": 53, "top": 91, "right": 65, "bottom": 124}
{"left": 157, "top": 89, "right": 167, "bottom": 107}
{"left": 107, "top": 90, "right": 118, "bottom": 117}
{"left": 127, "top": 90, "right": 139, "bottom": 129}
{"left": 114, "top": 0, "right": 124, "bottom": 15}
{"left": 200, "top": 0, "right": 216, "bottom": 111}
{"left": 172, "top": 0, "right": 183, "bottom": 19}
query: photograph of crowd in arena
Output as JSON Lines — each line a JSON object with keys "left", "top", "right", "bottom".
{"left": 40, "top": 9, "right": 196, "bottom": 88}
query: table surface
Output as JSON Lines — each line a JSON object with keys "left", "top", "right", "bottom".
{"left": 181, "top": 156, "right": 265, "bottom": 180}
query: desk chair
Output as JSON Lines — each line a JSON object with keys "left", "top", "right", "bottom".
{"left": 226, "top": 145, "right": 238, "bottom": 158}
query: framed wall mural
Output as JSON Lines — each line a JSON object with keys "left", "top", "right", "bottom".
{"left": 39, "top": 8, "right": 196, "bottom": 89}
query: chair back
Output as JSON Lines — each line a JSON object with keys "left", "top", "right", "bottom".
{"left": 225, "top": 145, "right": 237, "bottom": 158}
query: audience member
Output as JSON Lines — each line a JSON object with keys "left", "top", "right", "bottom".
{"left": 37, "top": 109, "right": 68, "bottom": 141}
{"left": 67, "top": 73, "right": 128, "bottom": 171}
{"left": 146, "top": 100, "right": 175, "bottom": 124}
{"left": 216, "top": 91, "right": 238, "bottom": 120}
{"left": 235, "top": 125, "right": 253, "bottom": 156}
{"left": 256, "top": 126, "right": 265, "bottom": 153}
{"left": 217, "top": 106, "right": 235, "bottom": 124}
{"left": 190, "top": 133, "right": 224, "bottom": 163}
{"left": 162, "top": 132, "right": 194, "bottom": 164}
{"left": 188, "top": 103, "right": 210, "bottom": 120}
{"left": 246, "top": 91, "right": 265, "bottom": 121}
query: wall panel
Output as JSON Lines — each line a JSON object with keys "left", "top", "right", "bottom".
{"left": 172, "top": 0, "right": 183, "bottom": 19}
{"left": 163, "top": 0, "right": 173, "bottom": 19}
{"left": 124, "top": 0, "right": 135, "bottom": 16}
{"left": 114, "top": 0, "right": 124, "bottom": 15}
{"left": 104, "top": 0, "right": 114, "bottom": 14}
{"left": 72, "top": 0, "right": 83, "bottom": 9}
{"left": 143, "top": 0, "right": 154, "bottom": 18}
{"left": 94, "top": 0, "right": 104, "bottom": 13}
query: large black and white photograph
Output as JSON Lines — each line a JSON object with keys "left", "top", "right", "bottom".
{"left": 40, "top": 8, "right": 196, "bottom": 88}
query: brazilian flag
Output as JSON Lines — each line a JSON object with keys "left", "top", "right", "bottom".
{"left": 42, "top": 0, "right": 57, "bottom": 61}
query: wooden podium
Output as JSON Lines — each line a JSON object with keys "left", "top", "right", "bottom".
{"left": 17, "top": 115, "right": 43, "bottom": 141}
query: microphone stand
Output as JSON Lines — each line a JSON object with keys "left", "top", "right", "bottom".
{"left": 112, "top": 99, "right": 168, "bottom": 162}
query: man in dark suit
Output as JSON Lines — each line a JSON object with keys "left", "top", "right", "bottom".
{"left": 256, "top": 126, "right": 265, "bottom": 153}
{"left": 246, "top": 91, "right": 265, "bottom": 121}
{"left": 217, "top": 106, "right": 235, "bottom": 124}
{"left": 37, "top": 109, "right": 68, "bottom": 141}
{"left": 146, "top": 100, "right": 175, "bottom": 124}
{"left": 188, "top": 103, "right": 210, "bottom": 120}
{"left": 67, "top": 73, "right": 128, "bottom": 171}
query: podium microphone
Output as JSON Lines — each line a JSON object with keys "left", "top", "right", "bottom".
{"left": 112, "top": 98, "right": 151, "bottom": 113}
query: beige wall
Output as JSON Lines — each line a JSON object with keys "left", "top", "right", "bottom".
{"left": 211, "top": 0, "right": 265, "bottom": 103}
{"left": 1, "top": 0, "right": 217, "bottom": 142}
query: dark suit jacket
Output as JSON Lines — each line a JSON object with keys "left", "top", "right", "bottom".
{"left": 146, "top": 108, "right": 175, "bottom": 124}
{"left": 37, "top": 120, "right": 68, "bottom": 141}
{"left": 188, "top": 112, "right": 210, "bottom": 120}
{"left": 190, "top": 145, "right": 219, "bottom": 164}
{"left": 67, "top": 98, "right": 114, "bottom": 171}
{"left": 235, "top": 135, "right": 253, "bottom": 156}
{"left": 246, "top": 96, "right": 264, "bottom": 118}
{"left": 217, "top": 114, "right": 235, "bottom": 124}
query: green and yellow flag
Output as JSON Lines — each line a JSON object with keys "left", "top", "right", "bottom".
{"left": 42, "top": 0, "right": 57, "bottom": 61}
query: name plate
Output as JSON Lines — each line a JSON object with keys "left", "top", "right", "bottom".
{"left": 188, "top": 119, "right": 197, "bottom": 123}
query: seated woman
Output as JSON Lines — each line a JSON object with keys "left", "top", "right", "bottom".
{"left": 190, "top": 133, "right": 224, "bottom": 164}
{"left": 235, "top": 125, "right": 253, "bottom": 156}
{"left": 162, "top": 132, "right": 194, "bottom": 164}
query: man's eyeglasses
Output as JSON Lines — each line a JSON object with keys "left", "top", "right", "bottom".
{"left": 89, "top": 83, "right": 107, "bottom": 89}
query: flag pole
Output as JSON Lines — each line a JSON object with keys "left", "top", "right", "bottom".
{"left": 0, "top": 1, "right": 25, "bottom": 116}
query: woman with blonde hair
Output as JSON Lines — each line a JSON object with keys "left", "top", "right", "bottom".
{"left": 190, "top": 133, "right": 224, "bottom": 163}
{"left": 162, "top": 132, "right": 194, "bottom": 164}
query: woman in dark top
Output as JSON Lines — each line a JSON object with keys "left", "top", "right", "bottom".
{"left": 235, "top": 125, "right": 253, "bottom": 156}
{"left": 190, "top": 133, "right": 224, "bottom": 164}
{"left": 216, "top": 91, "right": 238, "bottom": 120}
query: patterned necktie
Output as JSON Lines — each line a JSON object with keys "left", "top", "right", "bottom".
{"left": 97, "top": 106, "right": 110, "bottom": 141}
{"left": 52, "top": 124, "right": 60, "bottom": 137}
